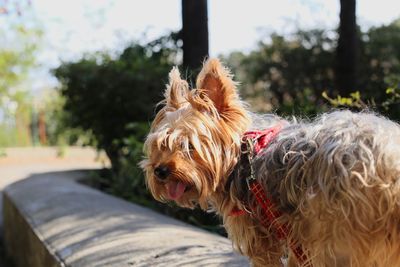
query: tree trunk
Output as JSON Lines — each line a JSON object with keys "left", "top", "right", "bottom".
{"left": 104, "top": 144, "right": 121, "bottom": 173}
{"left": 335, "top": 0, "right": 358, "bottom": 95}
{"left": 38, "top": 111, "right": 47, "bottom": 145}
{"left": 182, "top": 0, "right": 209, "bottom": 72}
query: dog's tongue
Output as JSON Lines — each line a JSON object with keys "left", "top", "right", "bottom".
{"left": 166, "top": 181, "right": 186, "bottom": 200}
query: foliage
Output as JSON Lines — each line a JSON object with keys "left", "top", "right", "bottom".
{"left": 324, "top": 82, "right": 400, "bottom": 113}
{"left": 0, "top": 125, "right": 18, "bottom": 147}
{"left": 358, "top": 19, "right": 400, "bottom": 117}
{"left": 224, "top": 30, "right": 335, "bottom": 116}
{"left": 54, "top": 34, "right": 181, "bottom": 168}
{"left": 0, "top": 13, "right": 42, "bottom": 147}
{"left": 0, "top": 90, "right": 33, "bottom": 147}
{"left": 322, "top": 91, "right": 366, "bottom": 109}
{"left": 225, "top": 21, "right": 400, "bottom": 119}
{"left": 37, "top": 90, "right": 92, "bottom": 147}
{"left": 383, "top": 80, "right": 400, "bottom": 111}
{"left": 0, "top": 23, "right": 42, "bottom": 96}
{"left": 93, "top": 122, "right": 149, "bottom": 203}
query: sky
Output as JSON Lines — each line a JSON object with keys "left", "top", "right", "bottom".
{"left": 4, "top": 0, "right": 400, "bottom": 93}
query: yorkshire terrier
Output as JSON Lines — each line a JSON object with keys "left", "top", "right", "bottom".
{"left": 140, "top": 58, "right": 400, "bottom": 266}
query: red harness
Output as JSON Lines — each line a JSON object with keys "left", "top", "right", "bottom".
{"left": 231, "top": 124, "right": 310, "bottom": 266}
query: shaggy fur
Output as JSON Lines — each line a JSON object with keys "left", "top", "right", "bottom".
{"left": 140, "top": 58, "right": 400, "bottom": 266}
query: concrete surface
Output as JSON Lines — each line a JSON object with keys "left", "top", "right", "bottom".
{"left": 0, "top": 146, "right": 108, "bottom": 233}
{"left": 0, "top": 146, "right": 107, "bottom": 267}
{"left": 4, "top": 193, "right": 60, "bottom": 267}
{"left": 1, "top": 148, "right": 249, "bottom": 267}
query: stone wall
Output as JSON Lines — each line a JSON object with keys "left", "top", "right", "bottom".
{"left": 3, "top": 170, "right": 249, "bottom": 267}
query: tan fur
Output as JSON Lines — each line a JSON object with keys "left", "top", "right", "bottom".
{"left": 141, "top": 58, "right": 400, "bottom": 266}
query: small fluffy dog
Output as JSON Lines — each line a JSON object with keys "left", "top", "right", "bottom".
{"left": 140, "top": 59, "right": 400, "bottom": 266}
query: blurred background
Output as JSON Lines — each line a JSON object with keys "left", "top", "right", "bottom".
{"left": 1, "top": 0, "right": 400, "bottom": 233}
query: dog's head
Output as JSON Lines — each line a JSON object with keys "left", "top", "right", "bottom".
{"left": 140, "top": 59, "right": 250, "bottom": 208}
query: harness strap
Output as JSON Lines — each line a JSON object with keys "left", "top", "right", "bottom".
{"left": 229, "top": 124, "right": 311, "bottom": 266}
{"left": 229, "top": 207, "right": 247, "bottom": 216}
{"left": 249, "top": 180, "right": 309, "bottom": 266}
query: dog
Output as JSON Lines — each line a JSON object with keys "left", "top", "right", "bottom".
{"left": 140, "top": 58, "right": 400, "bottom": 266}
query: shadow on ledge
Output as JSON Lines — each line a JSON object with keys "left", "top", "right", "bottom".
{"left": 3, "top": 170, "right": 249, "bottom": 267}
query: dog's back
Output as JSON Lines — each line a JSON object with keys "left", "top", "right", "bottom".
{"left": 254, "top": 110, "right": 400, "bottom": 266}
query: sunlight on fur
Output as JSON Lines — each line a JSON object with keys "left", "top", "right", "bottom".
{"left": 140, "top": 58, "right": 400, "bottom": 267}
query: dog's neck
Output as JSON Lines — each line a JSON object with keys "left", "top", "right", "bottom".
{"left": 224, "top": 142, "right": 253, "bottom": 201}
{"left": 211, "top": 123, "right": 285, "bottom": 216}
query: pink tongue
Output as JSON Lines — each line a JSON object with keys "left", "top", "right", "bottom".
{"left": 166, "top": 181, "right": 186, "bottom": 200}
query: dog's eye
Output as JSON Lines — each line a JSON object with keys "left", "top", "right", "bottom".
{"left": 180, "top": 142, "right": 190, "bottom": 150}
{"left": 181, "top": 142, "right": 194, "bottom": 154}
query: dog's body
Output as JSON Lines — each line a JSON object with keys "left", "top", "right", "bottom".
{"left": 141, "top": 59, "right": 400, "bottom": 266}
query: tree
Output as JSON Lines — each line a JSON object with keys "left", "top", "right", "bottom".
{"left": 181, "top": 0, "right": 209, "bottom": 72}
{"left": 0, "top": 0, "right": 41, "bottom": 101}
{"left": 0, "top": 26, "right": 40, "bottom": 96}
{"left": 224, "top": 21, "right": 400, "bottom": 118}
{"left": 335, "top": 0, "right": 358, "bottom": 95}
{"left": 225, "top": 30, "right": 335, "bottom": 115}
{"left": 0, "top": 8, "right": 42, "bottom": 146}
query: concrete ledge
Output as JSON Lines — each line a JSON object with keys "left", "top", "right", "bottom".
{"left": 3, "top": 170, "right": 249, "bottom": 267}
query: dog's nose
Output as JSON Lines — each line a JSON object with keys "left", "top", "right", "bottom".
{"left": 154, "top": 166, "right": 170, "bottom": 180}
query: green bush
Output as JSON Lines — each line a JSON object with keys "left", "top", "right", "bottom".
{"left": 225, "top": 20, "right": 400, "bottom": 119}
{"left": 54, "top": 34, "right": 180, "bottom": 169}
{"left": 225, "top": 30, "right": 335, "bottom": 115}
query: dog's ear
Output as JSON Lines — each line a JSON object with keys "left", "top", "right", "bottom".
{"left": 195, "top": 58, "right": 239, "bottom": 114}
{"left": 165, "top": 67, "right": 189, "bottom": 109}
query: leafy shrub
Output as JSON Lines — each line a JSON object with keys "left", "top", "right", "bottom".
{"left": 225, "top": 20, "right": 400, "bottom": 119}
{"left": 54, "top": 34, "right": 180, "bottom": 169}
{"left": 225, "top": 30, "right": 335, "bottom": 115}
